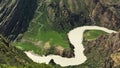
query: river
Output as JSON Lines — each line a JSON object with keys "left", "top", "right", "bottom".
{"left": 25, "top": 26, "right": 117, "bottom": 67}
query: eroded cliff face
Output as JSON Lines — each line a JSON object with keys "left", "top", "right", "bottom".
{"left": 16, "top": 0, "right": 120, "bottom": 58}
{"left": 43, "top": 0, "right": 120, "bottom": 58}
{"left": 44, "top": 43, "right": 74, "bottom": 58}
{"left": 38, "top": 0, "right": 120, "bottom": 31}
{"left": 0, "top": 0, "right": 120, "bottom": 41}
{"left": 45, "top": 0, "right": 91, "bottom": 31}
{"left": 83, "top": 32, "right": 120, "bottom": 68}
{"left": 0, "top": 0, "right": 37, "bottom": 41}
{"left": 1, "top": 0, "right": 120, "bottom": 64}
{"left": 89, "top": 0, "right": 120, "bottom": 30}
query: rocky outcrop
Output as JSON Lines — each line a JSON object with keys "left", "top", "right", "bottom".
{"left": 42, "top": 0, "right": 120, "bottom": 61}
{"left": 45, "top": 0, "right": 120, "bottom": 31}
{"left": 89, "top": 0, "right": 120, "bottom": 30}
{"left": 46, "top": 0, "right": 91, "bottom": 31}
{"left": 0, "top": 0, "right": 37, "bottom": 41}
{"left": 1, "top": 0, "right": 120, "bottom": 42}
{"left": 45, "top": 45, "right": 74, "bottom": 58}
{"left": 83, "top": 32, "right": 120, "bottom": 68}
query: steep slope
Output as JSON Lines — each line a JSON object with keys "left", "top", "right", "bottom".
{"left": 0, "top": 35, "right": 33, "bottom": 66}
{"left": 1, "top": 0, "right": 120, "bottom": 66}
{"left": 0, "top": 0, "right": 37, "bottom": 41}
{"left": 34, "top": 0, "right": 120, "bottom": 31}
{"left": 0, "top": 0, "right": 120, "bottom": 41}
{"left": 82, "top": 32, "right": 120, "bottom": 68}
{"left": 14, "top": 0, "right": 120, "bottom": 58}
{"left": 87, "top": 0, "right": 120, "bottom": 30}
{"left": 46, "top": 0, "right": 91, "bottom": 31}
{"left": 60, "top": 32, "right": 120, "bottom": 68}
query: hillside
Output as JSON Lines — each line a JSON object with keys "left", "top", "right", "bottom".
{"left": 1, "top": 0, "right": 120, "bottom": 57}
{"left": 0, "top": 0, "right": 120, "bottom": 68}
{"left": 0, "top": 0, "right": 37, "bottom": 41}
{"left": 0, "top": 35, "right": 32, "bottom": 66}
{"left": 0, "top": 35, "right": 56, "bottom": 68}
{"left": 83, "top": 32, "right": 120, "bottom": 68}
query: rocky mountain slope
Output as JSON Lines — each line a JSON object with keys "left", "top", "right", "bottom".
{"left": 36, "top": 0, "right": 120, "bottom": 31}
{"left": 60, "top": 32, "right": 120, "bottom": 68}
{"left": 8, "top": 0, "right": 120, "bottom": 58}
{"left": 0, "top": 0, "right": 120, "bottom": 68}
{"left": 82, "top": 32, "right": 120, "bottom": 68}
{"left": 0, "top": 0, "right": 37, "bottom": 41}
{"left": 42, "top": 0, "right": 120, "bottom": 58}
{"left": 0, "top": 0, "right": 120, "bottom": 41}
{"left": 89, "top": 0, "right": 120, "bottom": 30}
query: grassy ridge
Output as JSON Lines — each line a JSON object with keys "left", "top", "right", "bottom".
{"left": 83, "top": 30, "right": 107, "bottom": 41}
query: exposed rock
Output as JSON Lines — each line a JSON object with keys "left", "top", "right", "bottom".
{"left": 41, "top": 0, "right": 120, "bottom": 31}
{"left": 55, "top": 46, "right": 64, "bottom": 56}
{"left": 46, "top": 0, "right": 91, "bottom": 31}
{"left": 111, "top": 53, "right": 120, "bottom": 67}
{"left": 89, "top": 0, "right": 120, "bottom": 30}
{"left": 1, "top": 0, "right": 120, "bottom": 67}
{"left": 62, "top": 49, "right": 74, "bottom": 58}
{"left": 1, "top": 0, "right": 120, "bottom": 42}
{"left": 83, "top": 32, "right": 120, "bottom": 68}
{"left": 44, "top": 42, "right": 51, "bottom": 49}
{"left": 45, "top": 45, "right": 74, "bottom": 58}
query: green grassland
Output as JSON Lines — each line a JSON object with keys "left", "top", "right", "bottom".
{"left": 83, "top": 30, "right": 107, "bottom": 41}
{"left": 12, "top": 0, "right": 70, "bottom": 55}
{"left": 15, "top": 42, "right": 42, "bottom": 54}
{"left": 13, "top": 0, "right": 107, "bottom": 56}
{"left": 14, "top": 30, "right": 69, "bottom": 55}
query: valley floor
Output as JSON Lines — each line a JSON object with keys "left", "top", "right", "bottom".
{"left": 25, "top": 26, "right": 117, "bottom": 67}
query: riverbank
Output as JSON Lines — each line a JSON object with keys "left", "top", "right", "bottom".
{"left": 25, "top": 26, "right": 117, "bottom": 67}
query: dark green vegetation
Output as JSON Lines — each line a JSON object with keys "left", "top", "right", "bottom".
{"left": 83, "top": 30, "right": 107, "bottom": 41}
{"left": 12, "top": 0, "right": 92, "bottom": 56}
{"left": 0, "top": 0, "right": 37, "bottom": 42}
{"left": 2, "top": 0, "right": 120, "bottom": 58}
{"left": 0, "top": 35, "right": 33, "bottom": 66}
{"left": 0, "top": 0, "right": 120, "bottom": 68}
{"left": 15, "top": 42, "right": 42, "bottom": 54}
{"left": 0, "top": 35, "right": 60, "bottom": 68}
{"left": 0, "top": 35, "right": 61, "bottom": 68}
{"left": 12, "top": 0, "right": 118, "bottom": 62}
{"left": 0, "top": 63, "right": 55, "bottom": 68}
{"left": 13, "top": 0, "right": 77, "bottom": 56}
